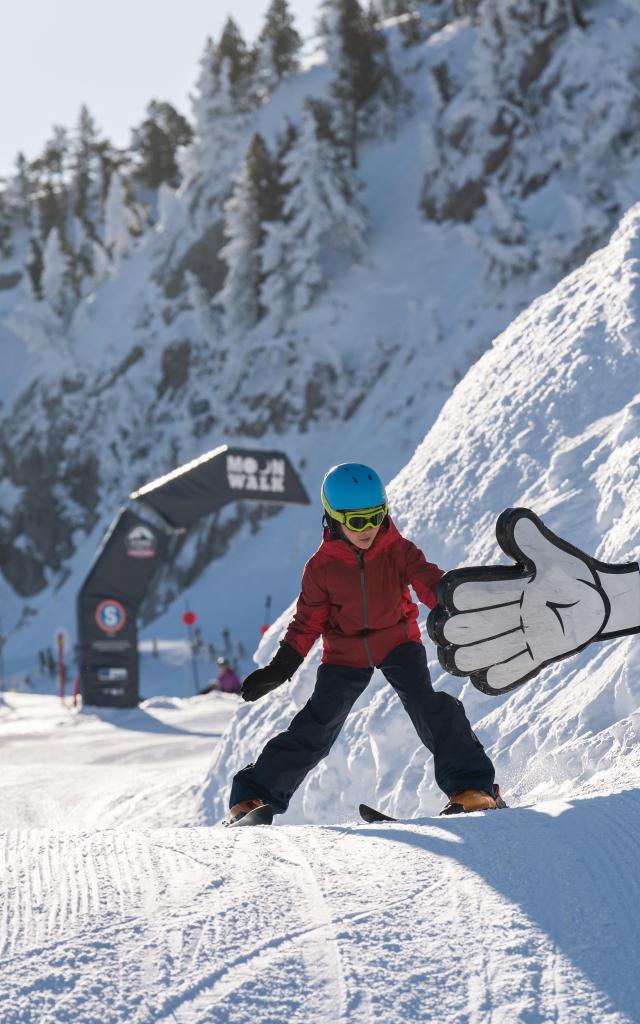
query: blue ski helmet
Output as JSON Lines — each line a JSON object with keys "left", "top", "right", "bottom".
{"left": 321, "top": 463, "right": 387, "bottom": 518}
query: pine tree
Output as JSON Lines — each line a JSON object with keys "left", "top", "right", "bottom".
{"left": 25, "top": 238, "right": 44, "bottom": 297}
{"left": 38, "top": 125, "right": 69, "bottom": 188}
{"left": 317, "top": 0, "right": 342, "bottom": 57}
{"left": 475, "top": 0, "right": 572, "bottom": 108}
{"left": 218, "top": 133, "right": 281, "bottom": 333}
{"left": 2, "top": 153, "right": 33, "bottom": 238}
{"left": 70, "top": 105, "right": 108, "bottom": 227}
{"left": 213, "top": 17, "right": 254, "bottom": 106}
{"left": 41, "top": 228, "right": 76, "bottom": 320}
{"left": 0, "top": 192, "right": 12, "bottom": 258}
{"left": 103, "top": 172, "right": 142, "bottom": 263}
{"left": 326, "top": 0, "right": 398, "bottom": 167}
{"left": 274, "top": 119, "right": 299, "bottom": 202}
{"left": 31, "top": 126, "right": 70, "bottom": 238}
{"left": 420, "top": 0, "right": 578, "bottom": 226}
{"left": 187, "top": 38, "right": 253, "bottom": 186}
{"left": 5, "top": 153, "right": 34, "bottom": 226}
{"left": 131, "top": 101, "right": 193, "bottom": 189}
{"left": 71, "top": 106, "right": 97, "bottom": 216}
{"left": 67, "top": 214, "right": 108, "bottom": 295}
{"left": 37, "top": 182, "right": 66, "bottom": 241}
{"left": 260, "top": 98, "right": 367, "bottom": 331}
{"left": 256, "top": 0, "right": 302, "bottom": 87}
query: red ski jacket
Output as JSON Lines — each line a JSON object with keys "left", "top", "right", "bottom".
{"left": 283, "top": 517, "right": 444, "bottom": 668}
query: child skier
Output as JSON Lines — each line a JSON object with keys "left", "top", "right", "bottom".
{"left": 228, "top": 463, "right": 502, "bottom": 823}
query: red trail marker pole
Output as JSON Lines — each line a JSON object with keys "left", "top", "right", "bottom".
{"left": 182, "top": 609, "right": 199, "bottom": 694}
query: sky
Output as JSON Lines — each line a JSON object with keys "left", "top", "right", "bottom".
{"left": 0, "top": 0, "right": 320, "bottom": 180}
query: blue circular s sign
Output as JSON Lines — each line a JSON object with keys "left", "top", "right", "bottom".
{"left": 95, "top": 599, "right": 127, "bottom": 634}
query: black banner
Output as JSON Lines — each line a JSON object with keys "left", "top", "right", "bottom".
{"left": 77, "top": 509, "right": 170, "bottom": 707}
{"left": 130, "top": 446, "right": 309, "bottom": 528}
{"left": 77, "top": 447, "right": 309, "bottom": 707}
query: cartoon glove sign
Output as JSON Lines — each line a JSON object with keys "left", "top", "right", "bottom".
{"left": 427, "top": 508, "right": 640, "bottom": 695}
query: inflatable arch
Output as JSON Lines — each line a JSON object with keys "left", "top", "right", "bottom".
{"left": 77, "top": 445, "right": 309, "bottom": 707}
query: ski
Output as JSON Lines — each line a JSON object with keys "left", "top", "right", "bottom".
{"left": 359, "top": 803, "right": 397, "bottom": 824}
{"left": 360, "top": 788, "right": 507, "bottom": 823}
{"left": 226, "top": 804, "right": 274, "bottom": 828}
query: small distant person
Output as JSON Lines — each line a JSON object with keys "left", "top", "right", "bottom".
{"left": 199, "top": 657, "right": 242, "bottom": 696}
{"left": 46, "top": 648, "right": 56, "bottom": 679}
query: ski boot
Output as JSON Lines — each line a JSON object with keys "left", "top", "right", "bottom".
{"left": 227, "top": 798, "right": 268, "bottom": 824}
{"left": 440, "top": 784, "right": 506, "bottom": 816}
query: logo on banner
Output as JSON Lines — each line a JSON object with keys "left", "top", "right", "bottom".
{"left": 125, "top": 525, "right": 156, "bottom": 558}
{"left": 97, "top": 667, "right": 128, "bottom": 682}
{"left": 95, "top": 600, "right": 127, "bottom": 634}
{"left": 226, "top": 455, "right": 286, "bottom": 494}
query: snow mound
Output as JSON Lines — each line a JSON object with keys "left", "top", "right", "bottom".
{"left": 197, "top": 203, "right": 640, "bottom": 824}
{"left": 140, "top": 696, "right": 187, "bottom": 711}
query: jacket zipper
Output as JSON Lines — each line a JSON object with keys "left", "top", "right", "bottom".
{"left": 357, "top": 552, "right": 375, "bottom": 667}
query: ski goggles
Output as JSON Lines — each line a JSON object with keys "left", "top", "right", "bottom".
{"left": 332, "top": 504, "right": 388, "bottom": 532}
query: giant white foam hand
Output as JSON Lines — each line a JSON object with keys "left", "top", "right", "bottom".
{"left": 427, "top": 508, "right": 640, "bottom": 695}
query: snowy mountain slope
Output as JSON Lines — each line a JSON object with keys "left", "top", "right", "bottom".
{"left": 2, "top": 693, "right": 640, "bottom": 1024}
{"left": 3, "top": 3, "right": 640, "bottom": 685}
{"left": 197, "top": 201, "right": 640, "bottom": 826}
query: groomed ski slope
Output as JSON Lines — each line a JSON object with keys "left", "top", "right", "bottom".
{"left": 2, "top": 692, "right": 640, "bottom": 1024}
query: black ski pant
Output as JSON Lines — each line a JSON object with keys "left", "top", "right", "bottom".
{"left": 229, "top": 641, "right": 495, "bottom": 815}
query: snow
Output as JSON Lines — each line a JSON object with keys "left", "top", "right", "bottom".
{"left": 2, "top": 691, "right": 640, "bottom": 1023}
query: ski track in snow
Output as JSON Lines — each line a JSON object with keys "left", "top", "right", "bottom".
{"left": 3, "top": 692, "right": 640, "bottom": 1023}
{"left": 2, "top": 799, "right": 640, "bottom": 1022}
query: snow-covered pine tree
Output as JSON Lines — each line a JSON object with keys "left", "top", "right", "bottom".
{"left": 186, "top": 35, "right": 254, "bottom": 191}
{"left": 131, "top": 101, "right": 193, "bottom": 190}
{"left": 186, "top": 269, "right": 222, "bottom": 344}
{"left": 218, "top": 133, "right": 280, "bottom": 334}
{"left": 317, "top": 0, "right": 342, "bottom": 57}
{"left": 103, "top": 172, "right": 142, "bottom": 263}
{"left": 254, "top": 0, "right": 303, "bottom": 91}
{"left": 4, "top": 153, "right": 33, "bottom": 228}
{"left": 25, "top": 238, "right": 44, "bottom": 298}
{"left": 41, "top": 227, "right": 76, "bottom": 321}
{"left": 213, "top": 17, "right": 255, "bottom": 107}
{"left": 66, "top": 107, "right": 119, "bottom": 294}
{"left": 68, "top": 216, "right": 101, "bottom": 296}
{"left": 474, "top": 0, "right": 573, "bottom": 114}
{"left": 260, "top": 98, "right": 367, "bottom": 332}
{"left": 419, "top": 0, "right": 640, "bottom": 280}
{"left": 70, "top": 106, "right": 104, "bottom": 228}
{"left": 325, "top": 0, "right": 400, "bottom": 167}
{"left": 38, "top": 126, "right": 69, "bottom": 190}
{"left": 33, "top": 125, "right": 70, "bottom": 239}
{"left": 420, "top": 0, "right": 579, "bottom": 227}
{"left": 0, "top": 192, "right": 13, "bottom": 259}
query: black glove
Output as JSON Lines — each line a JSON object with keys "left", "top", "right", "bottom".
{"left": 241, "top": 642, "right": 304, "bottom": 702}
